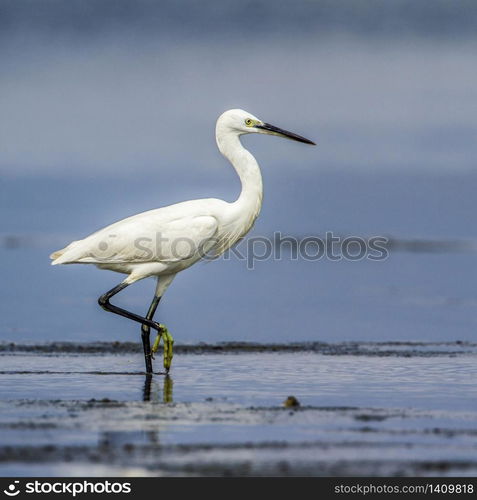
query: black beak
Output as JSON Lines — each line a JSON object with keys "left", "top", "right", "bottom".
{"left": 256, "top": 123, "right": 316, "bottom": 145}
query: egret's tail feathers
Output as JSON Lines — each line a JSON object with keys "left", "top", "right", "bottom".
{"left": 50, "top": 250, "right": 69, "bottom": 265}
{"left": 50, "top": 241, "right": 80, "bottom": 265}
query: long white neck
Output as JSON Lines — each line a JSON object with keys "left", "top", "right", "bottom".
{"left": 216, "top": 130, "right": 263, "bottom": 225}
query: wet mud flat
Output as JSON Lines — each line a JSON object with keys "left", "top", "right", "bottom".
{"left": 0, "top": 342, "right": 476, "bottom": 476}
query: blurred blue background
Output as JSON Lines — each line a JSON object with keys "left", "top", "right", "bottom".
{"left": 1, "top": 0, "right": 476, "bottom": 344}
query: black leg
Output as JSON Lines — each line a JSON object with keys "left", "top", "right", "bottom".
{"left": 98, "top": 282, "right": 162, "bottom": 374}
{"left": 141, "top": 295, "right": 161, "bottom": 372}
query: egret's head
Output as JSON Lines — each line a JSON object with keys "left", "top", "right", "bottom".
{"left": 217, "top": 109, "right": 315, "bottom": 145}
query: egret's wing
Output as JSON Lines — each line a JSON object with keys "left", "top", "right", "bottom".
{"left": 52, "top": 212, "right": 219, "bottom": 265}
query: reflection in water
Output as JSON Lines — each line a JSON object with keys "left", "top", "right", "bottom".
{"left": 163, "top": 375, "right": 173, "bottom": 403}
{"left": 143, "top": 374, "right": 153, "bottom": 401}
{"left": 143, "top": 374, "right": 173, "bottom": 403}
{"left": 99, "top": 374, "right": 174, "bottom": 450}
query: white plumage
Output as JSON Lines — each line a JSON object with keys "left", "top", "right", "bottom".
{"left": 50, "top": 108, "right": 315, "bottom": 373}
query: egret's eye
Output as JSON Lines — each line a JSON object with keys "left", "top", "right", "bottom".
{"left": 245, "top": 118, "right": 254, "bottom": 127}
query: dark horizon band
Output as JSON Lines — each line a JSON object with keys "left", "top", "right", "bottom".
{"left": 256, "top": 123, "right": 316, "bottom": 145}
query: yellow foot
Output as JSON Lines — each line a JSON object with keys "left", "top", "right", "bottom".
{"left": 151, "top": 324, "right": 174, "bottom": 372}
{"left": 162, "top": 326, "right": 174, "bottom": 372}
{"left": 151, "top": 329, "right": 162, "bottom": 360}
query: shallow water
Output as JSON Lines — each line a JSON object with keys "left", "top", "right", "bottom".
{"left": 1, "top": 344, "right": 476, "bottom": 476}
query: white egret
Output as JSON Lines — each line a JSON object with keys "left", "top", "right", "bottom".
{"left": 50, "top": 109, "right": 315, "bottom": 374}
